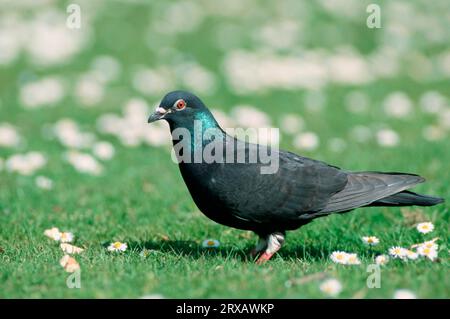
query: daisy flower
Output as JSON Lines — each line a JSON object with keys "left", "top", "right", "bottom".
{"left": 330, "top": 251, "right": 348, "bottom": 264}
{"left": 60, "top": 243, "right": 84, "bottom": 254}
{"left": 416, "top": 222, "right": 434, "bottom": 234}
{"left": 375, "top": 255, "right": 389, "bottom": 266}
{"left": 420, "top": 240, "right": 439, "bottom": 251}
{"left": 202, "top": 239, "right": 220, "bottom": 249}
{"left": 388, "top": 246, "right": 408, "bottom": 260}
{"left": 92, "top": 141, "right": 115, "bottom": 160}
{"left": 405, "top": 250, "right": 419, "bottom": 260}
{"left": 411, "top": 238, "right": 439, "bottom": 250}
{"left": 417, "top": 245, "right": 438, "bottom": 261}
{"left": 60, "top": 232, "right": 74, "bottom": 243}
{"left": 59, "top": 255, "right": 80, "bottom": 273}
{"left": 346, "top": 253, "right": 361, "bottom": 265}
{"left": 44, "top": 227, "right": 61, "bottom": 241}
{"left": 362, "top": 236, "right": 379, "bottom": 246}
{"left": 393, "top": 289, "right": 417, "bottom": 299}
{"left": 140, "top": 248, "right": 156, "bottom": 258}
{"left": 319, "top": 278, "right": 342, "bottom": 297}
{"left": 107, "top": 241, "right": 127, "bottom": 252}
{"left": 35, "top": 176, "right": 53, "bottom": 190}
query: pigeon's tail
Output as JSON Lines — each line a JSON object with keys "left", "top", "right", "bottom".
{"left": 370, "top": 190, "right": 444, "bottom": 207}
{"left": 320, "top": 172, "right": 443, "bottom": 213}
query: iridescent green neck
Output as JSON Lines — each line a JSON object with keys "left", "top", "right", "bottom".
{"left": 169, "top": 110, "right": 225, "bottom": 153}
{"left": 191, "top": 110, "right": 224, "bottom": 149}
{"left": 194, "top": 111, "right": 219, "bottom": 131}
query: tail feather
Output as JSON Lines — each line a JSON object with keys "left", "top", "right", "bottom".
{"left": 370, "top": 190, "right": 444, "bottom": 207}
{"left": 320, "top": 171, "right": 426, "bottom": 213}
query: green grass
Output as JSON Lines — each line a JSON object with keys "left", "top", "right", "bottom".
{"left": 0, "top": 0, "right": 449, "bottom": 298}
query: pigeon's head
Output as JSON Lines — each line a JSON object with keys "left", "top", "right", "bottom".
{"left": 147, "top": 90, "right": 208, "bottom": 125}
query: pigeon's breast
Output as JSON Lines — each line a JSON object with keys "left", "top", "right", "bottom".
{"left": 178, "top": 162, "right": 257, "bottom": 230}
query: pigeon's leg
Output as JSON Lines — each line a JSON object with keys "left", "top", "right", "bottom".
{"left": 250, "top": 236, "right": 268, "bottom": 259}
{"left": 256, "top": 232, "right": 285, "bottom": 264}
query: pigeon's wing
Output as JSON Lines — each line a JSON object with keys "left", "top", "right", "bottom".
{"left": 211, "top": 144, "right": 349, "bottom": 224}
{"left": 314, "top": 172, "right": 425, "bottom": 214}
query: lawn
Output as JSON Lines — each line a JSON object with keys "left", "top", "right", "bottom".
{"left": 0, "top": 0, "right": 448, "bottom": 298}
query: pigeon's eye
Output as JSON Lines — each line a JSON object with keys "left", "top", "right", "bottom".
{"left": 174, "top": 99, "right": 186, "bottom": 111}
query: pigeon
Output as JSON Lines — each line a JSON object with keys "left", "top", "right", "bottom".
{"left": 148, "top": 90, "right": 444, "bottom": 263}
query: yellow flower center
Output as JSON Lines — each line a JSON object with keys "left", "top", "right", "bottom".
{"left": 207, "top": 240, "right": 215, "bottom": 246}
{"left": 113, "top": 242, "right": 122, "bottom": 249}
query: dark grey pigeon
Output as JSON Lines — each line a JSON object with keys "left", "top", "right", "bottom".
{"left": 148, "top": 90, "right": 444, "bottom": 263}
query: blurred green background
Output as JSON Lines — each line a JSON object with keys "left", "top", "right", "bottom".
{"left": 0, "top": 0, "right": 448, "bottom": 298}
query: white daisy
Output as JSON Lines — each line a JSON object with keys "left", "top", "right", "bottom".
{"left": 405, "top": 250, "right": 419, "bottom": 260}
{"left": 75, "top": 74, "right": 105, "bottom": 106}
{"left": 20, "top": 77, "right": 65, "bottom": 109}
{"left": 6, "top": 152, "right": 47, "bottom": 175}
{"left": 107, "top": 241, "right": 127, "bottom": 252}
{"left": 330, "top": 251, "right": 349, "bottom": 265}
{"left": 65, "top": 151, "right": 103, "bottom": 175}
{"left": 279, "top": 114, "right": 304, "bottom": 135}
{"left": 362, "top": 236, "right": 379, "bottom": 246}
{"left": 59, "top": 255, "right": 80, "bottom": 273}
{"left": 419, "top": 239, "right": 439, "bottom": 251}
{"left": 293, "top": 132, "right": 320, "bottom": 151}
{"left": 383, "top": 92, "right": 412, "bottom": 118}
{"left": 140, "top": 249, "right": 152, "bottom": 258}
{"left": 53, "top": 118, "right": 95, "bottom": 149}
{"left": 388, "top": 246, "right": 408, "bottom": 260}
{"left": 376, "top": 129, "right": 400, "bottom": 147}
{"left": 393, "top": 289, "right": 417, "bottom": 299}
{"left": 416, "top": 222, "right": 434, "bottom": 234}
{"left": 411, "top": 238, "right": 439, "bottom": 250}
{"left": 231, "top": 105, "right": 271, "bottom": 128}
{"left": 420, "top": 91, "right": 446, "bottom": 114}
{"left": 202, "top": 239, "right": 220, "bottom": 249}
{"left": 92, "top": 141, "right": 115, "bottom": 160}
{"left": 319, "top": 278, "right": 342, "bottom": 297}
{"left": 35, "top": 176, "right": 53, "bottom": 190}
{"left": 60, "top": 232, "right": 74, "bottom": 243}
{"left": 0, "top": 123, "right": 21, "bottom": 147}
{"left": 346, "top": 253, "right": 361, "bottom": 265}
{"left": 422, "top": 125, "right": 445, "bottom": 142}
{"left": 91, "top": 55, "right": 121, "bottom": 83}
{"left": 44, "top": 227, "right": 62, "bottom": 241}
{"left": 375, "top": 255, "right": 389, "bottom": 266}
{"left": 417, "top": 246, "right": 438, "bottom": 261}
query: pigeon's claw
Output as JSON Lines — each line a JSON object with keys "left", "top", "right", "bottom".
{"left": 254, "top": 232, "right": 285, "bottom": 264}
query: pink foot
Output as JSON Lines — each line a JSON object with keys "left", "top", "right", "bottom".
{"left": 256, "top": 252, "right": 274, "bottom": 264}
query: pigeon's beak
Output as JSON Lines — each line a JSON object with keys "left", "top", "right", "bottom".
{"left": 148, "top": 107, "right": 170, "bottom": 123}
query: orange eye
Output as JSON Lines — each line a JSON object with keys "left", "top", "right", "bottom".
{"left": 174, "top": 99, "right": 186, "bottom": 110}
